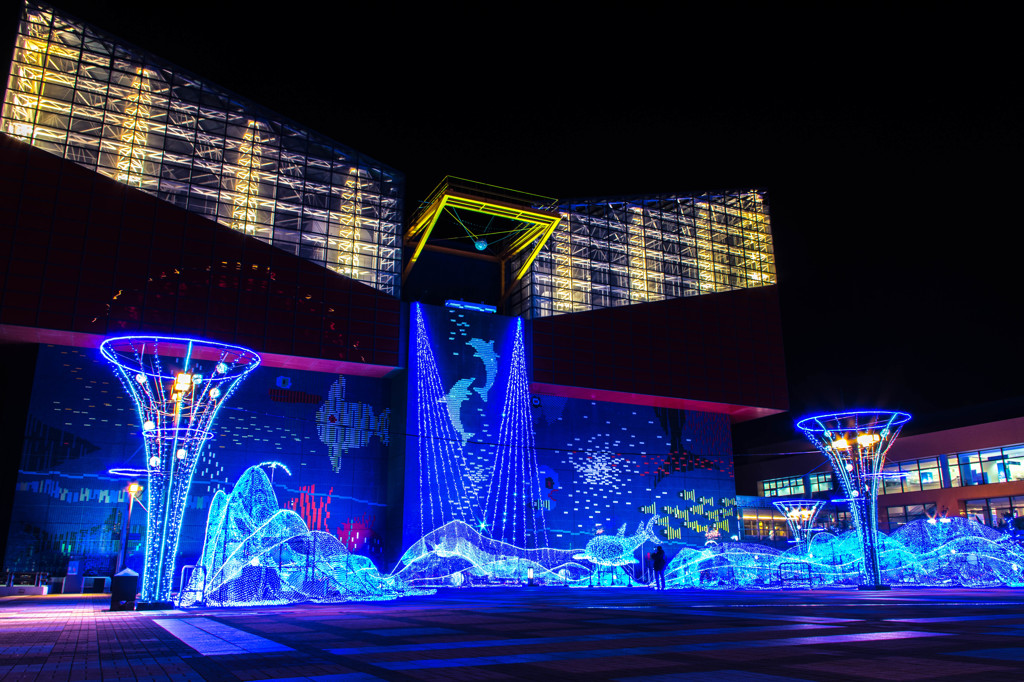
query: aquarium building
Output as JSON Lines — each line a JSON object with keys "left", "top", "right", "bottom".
{"left": 0, "top": 1, "right": 788, "bottom": 587}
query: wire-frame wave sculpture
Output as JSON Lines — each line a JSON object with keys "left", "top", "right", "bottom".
{"left": 180, "top": 465, "right": 423, "bottom": 607}
{"left": 659, "top": 518, "right": 1024, "bottom": 590}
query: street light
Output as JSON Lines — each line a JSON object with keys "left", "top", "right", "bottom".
{"left": 117, "top": 482, "right": 143, "bottom": 573}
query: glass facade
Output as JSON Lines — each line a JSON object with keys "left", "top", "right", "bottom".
{"left": 740, "top": 508, "right": 789, "bottom": 540}
{"left": 510, "top": 191, "right": 775, "bottom": 319}
{"left": 2, "top": 2, "right": 403, "bottom": 296}
{"left": 957, "top": 446, "right": 1024, "bottom": 486}
{"left": 759, "top": 476, "right": 804, "bottom": 497}
{"left": 882, "top": 457, "right": 943, "bottom": 494}
{"left": 965, "top": 497, "right": 1024, "bottom": 529}
{"left": 809, "top": 472, "right": 834, "bottom": 493}
{"left": 885, "top": 503, "right": 936, "bottom": 531}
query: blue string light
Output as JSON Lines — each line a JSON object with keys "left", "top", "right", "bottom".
{"left": 413, "top": 304, "right": 483, "bottom": 537}
{"left": 797, "top": 410, "right": 911, "bottom": 588}
{"left": 101, "top": 335, "right": 260, "bottom": 604}
{"left": 483, "top": 318, "right": 549, "bottom": 550}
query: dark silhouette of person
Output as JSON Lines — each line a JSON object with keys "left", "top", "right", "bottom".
{"left": 651, "top": 545, "right": 667, "bottom": 590}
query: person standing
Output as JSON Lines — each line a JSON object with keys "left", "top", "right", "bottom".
{"left": 651, "top": 545, "right": 667, "bottom": 590}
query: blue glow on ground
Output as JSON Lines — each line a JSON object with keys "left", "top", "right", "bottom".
{"left": 358, "top": 630, "right": 946, "bottom": 671}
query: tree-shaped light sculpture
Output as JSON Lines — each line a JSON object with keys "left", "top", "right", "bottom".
{"left": 101, "top": 336, "right": 260, "bottom": 605}
{"left": 797, "top": 411, "right": 910, "bottom": 589}
{"left": 772, "top": 499, "right": 825, "bottom": 552}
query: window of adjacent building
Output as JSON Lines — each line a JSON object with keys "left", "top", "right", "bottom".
{"left": 739, "top": 508, "right": 789, "bottom": 539}
{"left": 965, "top": 496, "right": 1024, "bottom": 529}
{"left": 809, "top": 472, "right": 834, "bottom": 493}
{"left": 946, "top": 455, "right": 962, "bottom": 487}
{"left": 884, "top": 458, "right": 943, "bottom": 494}
{"left": 918, "top": 458, "right": 942, "bottom": 490}
{"left": 759, "top": 476, "right": 804, "bottom": 497}
{"left": 882, "top": 463, "right": 903, "bottom": 495}
{"left": 981, "top": 449, "right": 1007, "bottom": 484}
{"left": 886, "top": 503, "right": 936, "bottom": 531}
{"left": 1006, "top": 446, "right": 1024, "bottom": 481}
{"left": 959, "top": 452, "right": 985, "bottom": 486}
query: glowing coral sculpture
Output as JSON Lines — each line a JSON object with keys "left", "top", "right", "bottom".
{"left": 182, "top": 465, "right": 406, "bottom": 607}
{"left": 101, "top": 336, "right": 259, "bottom": 604}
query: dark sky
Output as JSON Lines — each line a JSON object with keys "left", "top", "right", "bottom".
{"left": 27, "top": 3, "right": 1024, "bottom": 446}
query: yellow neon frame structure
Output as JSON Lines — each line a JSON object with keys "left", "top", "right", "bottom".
{"left": 403, "top": 178, "right": 562, "bottom": 301}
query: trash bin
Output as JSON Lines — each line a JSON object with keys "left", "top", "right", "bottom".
{"left": 110, "top": 568, "right": 138, "bottom": 611}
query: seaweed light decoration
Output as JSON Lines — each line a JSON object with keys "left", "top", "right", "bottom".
{"left": 797, "top": 411, "right": 911, "bottom": 589}
{"left": 101, "top": 336, "right": 260, "bottom": 605}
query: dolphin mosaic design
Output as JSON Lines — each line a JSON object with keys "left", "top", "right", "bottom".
{"left": 574, "top": 517, "right": 659, "bottom": 566}
{"left": 467, "top": 338, "right": 497, "bottom": 401}
{"left": 445, "top": 377, "right": 476, "bottom": 445}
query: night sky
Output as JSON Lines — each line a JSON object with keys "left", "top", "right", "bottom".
{"left": 18, "top": 3, "right": 1023, "bottom": 447}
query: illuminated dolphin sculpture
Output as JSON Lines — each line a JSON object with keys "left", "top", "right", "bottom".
{"left": 574, "top": 517, "right": 659, "bottom": 566}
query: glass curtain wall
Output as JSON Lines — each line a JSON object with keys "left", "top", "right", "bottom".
{"left": 885, "top": 503, "right": 937, "bottom": 531}
{"left": 809, "top": 472, "right": 834, "bottom": 493}
{"left": 2, "top": 2, "right": 403, "bottom": 296}
{"left": 740, "top": 508, "right": 790, "bottom": 540}
{"left": 965, "top": 497, "right": 1024, "bottom": 529}
{"left": 510, "top": 191, "right": 775, "bottom": 319}
{"left": 758, "top": 476, "right": 805, "bottom": 497}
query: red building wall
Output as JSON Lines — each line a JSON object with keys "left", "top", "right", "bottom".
{"left": 532, "top": 285, "right": 788, "bottom": 421}
{"left": 0, "top": 135, "right": 400, "bottom": 372}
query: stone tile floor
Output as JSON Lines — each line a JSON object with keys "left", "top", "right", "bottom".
{"left": 3, "top": 588, "right": 1024, "bottom": 680}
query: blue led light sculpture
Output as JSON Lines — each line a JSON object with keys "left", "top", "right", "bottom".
{"left": 394, "top": 519, "right": 584, "bottom": 588}
{"left": 483, "top": 318, "right": 549, "bottom": 549}
{"left": 655, "top": 518, "right": 1024, "bottom": 590}
{"left": 574, "top": 518, "right": 658, "bottom": 566}
{"left": 181, "top": 465, "right": 409, "bottom": 606}
{"left": 101, "top": 336, "right": 260, "bottom": 605}
{"left": 772, "top": 499, "right": 825, "bottom": 552}
{"left": 797, "top": 411, "right": 911, "bottom": 590}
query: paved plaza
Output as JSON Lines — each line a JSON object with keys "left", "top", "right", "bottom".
{"left": 3, "top": 588, "right": 1024, "bottom": 681}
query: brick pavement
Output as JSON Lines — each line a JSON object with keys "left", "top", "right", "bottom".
{"left": 3, "top": 588, "right": 1024, "bottom": 681}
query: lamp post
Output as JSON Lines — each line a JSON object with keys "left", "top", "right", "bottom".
{"left": 797, "top": 411, "right": 911, "bottom": 590}
{"left": 117, "top": 482, "right": 142, "bottom": 573}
